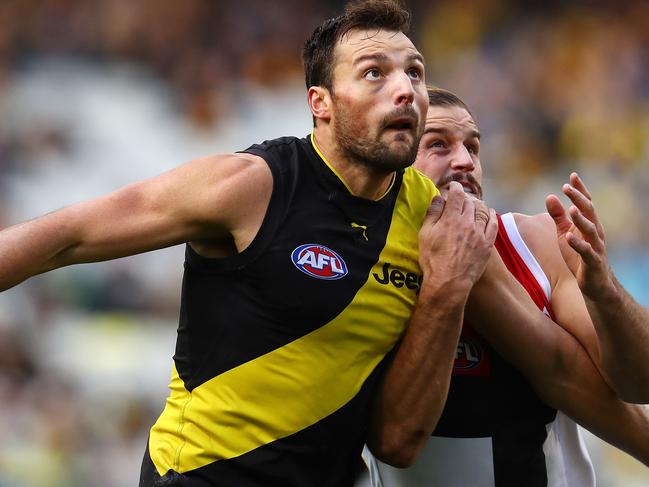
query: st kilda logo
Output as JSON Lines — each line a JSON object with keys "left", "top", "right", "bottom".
{"left": 291, "top": 244, "right": 348, "bottom": 280}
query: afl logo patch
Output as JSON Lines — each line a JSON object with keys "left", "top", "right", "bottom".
{"left": 453, "top": 326, "right": 490, "bottom": 376}
{"left": 291, "top": 244, "right": 348, "bottom": 280}
{"left": 455, "top": 339, "right": 483, "bottom": 370}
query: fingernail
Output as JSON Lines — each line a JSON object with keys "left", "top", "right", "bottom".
{"left": 449, "top": 181, "right": 462, "bottom": 191}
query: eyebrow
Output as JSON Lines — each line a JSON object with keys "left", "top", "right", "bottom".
{"left": 353, "top": 52, "right": 388, "bottom": 67}
{"left": 408, "top": 52, "right": 425, "bottom": 66}
{"left": 352, "top": 52, "right": 425, "bottom": 67}
{"left": 424, "top": 126, "right": 481, "bottom": 140}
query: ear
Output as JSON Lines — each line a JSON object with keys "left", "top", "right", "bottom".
{"left": 307, "top": 86, "right": 332, "bottom": 124}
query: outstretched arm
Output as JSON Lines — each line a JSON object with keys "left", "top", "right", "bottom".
{"left": 468, "top": 251, "right": 649, "bottom": 466}
{"left": 546, "top": 172, "right": 649, "bottom": 403}
{"left": 367, "top": 183, "right": 498, "bottom": 467}
{"left": 0, "top": 153, "right": 272, "bottom": 291}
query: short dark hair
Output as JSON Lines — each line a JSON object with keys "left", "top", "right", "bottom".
{"left": 302, "top": 0, "right": 411, "bottom": 92}
{"left": 426, "top": 85, "right": 473, "bottom": 117}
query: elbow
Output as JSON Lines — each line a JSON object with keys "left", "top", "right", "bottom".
{"left": 602, "top": 358, "right": 649, "bottom": 404}
{"left": 370, "top": 445, "right": 418, "bottom": 469}
{"left": 525, "top": 349, "right": 577, "bottom": 411}
{"left": 368, "top": 430, "right": 428, "bottom": 468}
{"left": 614, "top": 386, "right": 649, "bottom": 405}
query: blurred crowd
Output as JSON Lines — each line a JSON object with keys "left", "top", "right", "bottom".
{"left": 0, "top": 1, "right": 648, "bottom": 486}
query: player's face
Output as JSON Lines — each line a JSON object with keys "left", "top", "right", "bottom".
{"left": 414, "top": 104, "right": 483, "bottom": 199}
{"left": 329, "top": 29, "right": 428, "bottom": 172}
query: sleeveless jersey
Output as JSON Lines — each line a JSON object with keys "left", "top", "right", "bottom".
{"left": 139, "top": 134, "right": 438, "bottom": 487}
{"left": 365, "top": 212, "right": 595, "bottom": 487}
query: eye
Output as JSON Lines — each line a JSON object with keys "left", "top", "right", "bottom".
{"left": 428, "top": 139, "right": 446, "bottom": 149}
{"left": 407, "top": 67, "right": 422, "bottom": 80}
{"left": 466, "top": 143, "right": 479, "bottom": 155}
{"left": 363, "top": 69, "right": 381, "bottom": 81}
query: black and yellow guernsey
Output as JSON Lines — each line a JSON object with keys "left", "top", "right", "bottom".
{"left": 140, "top": 134, "right": 438, "bottom": 487}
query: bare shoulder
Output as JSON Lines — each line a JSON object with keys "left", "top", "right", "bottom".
{"left": 183, "top": 152, "right": 272, "bottom": 189}
{"left": 513, "top": 212, "right": 563, "bottom": 285}
{"left": 179, "top": 152, "right": 274, "bottom": 254}
{"left": 512, "top": 212, "right": 556, "bottom": 244}
{"left": 176, "top": 152, "right": 272, "bottom": 213}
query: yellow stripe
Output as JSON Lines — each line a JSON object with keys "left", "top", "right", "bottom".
{"left": 309, "top": 132, "right": 395, "bottom": 201}
{"left": 149, "top": 168, "right": 438, "bottom": 475}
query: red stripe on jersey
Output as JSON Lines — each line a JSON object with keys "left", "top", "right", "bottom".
{"left": 495, "top": 214, "right": 556, "bottom": 321}
{"left": 454, "top": 213, "right": 556, "bottom": 376}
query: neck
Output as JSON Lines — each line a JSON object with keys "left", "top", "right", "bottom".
{"left": 312, "top": 126, "right": 395, "bottom": 200}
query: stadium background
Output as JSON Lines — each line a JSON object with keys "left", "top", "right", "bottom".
{"left": 1, "top": 0, "right": 648, "bottom": 485}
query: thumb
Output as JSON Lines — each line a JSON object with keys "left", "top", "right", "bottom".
{"left": 426, "top": 195, "right": 446, "bottom": 225}
{"left": 546, "top": 194, "right": 572, "bottom": 235}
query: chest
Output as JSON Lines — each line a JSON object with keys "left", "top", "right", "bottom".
{"left": 238, "top": 182, "right": 424, "bottom": 348}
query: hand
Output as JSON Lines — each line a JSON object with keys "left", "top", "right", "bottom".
{"left": 419, "top": 182, "right": 498, "bottom": 292}
{"left": 545, "top": 172, "right": 615, "bottom": 299}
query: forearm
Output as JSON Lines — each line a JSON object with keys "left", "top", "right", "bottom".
{"left": 546, "top": 348, "right": 649, "bottom": 467}
{"left": 585, "top": 276, "right": 649, "bottom": 403}
{"left": 466, "top": 252, "right": 567, "bottom": 384}
{"left": 0, "top": 210, "right": 82, "bottom": 290}
{"left": 473, "top": 304, "right": 649, "bottom": 465}
{"left": 368, "top": 279, "right": 469, "bottom": 467}
{"left": 0, "top": 187, "right": 171, "bottom": 290}
{"left": 468, "top": 253, "right": 649, "bottom": 465}
{"left": 367, "top": 186, "right": 498, "bottom": 466}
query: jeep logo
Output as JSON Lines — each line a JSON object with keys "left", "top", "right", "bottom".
{"left": 372, "top": 262, "right": 422, "bottom": 293}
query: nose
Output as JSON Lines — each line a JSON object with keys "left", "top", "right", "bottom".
{"left": 393, "top": 71, "right": 415, "bottom": 106}
{"left": 450, "top": 144, "right": 475, "bottom": 172}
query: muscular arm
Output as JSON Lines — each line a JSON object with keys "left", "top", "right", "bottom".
{"left": 583, "top": 279, "right": 649, "bottom": 403}
{"left": 468, "top": 250, "right": 649, "bottom": 466}
{"left": 547, "top": 173, "right": 649, "bottom": 403}
{"left": 0, "top": 153, "right": 272, "bottom": 291}
{"left": 516, "top": 212, "right": 606, "bottom": 378}
{"left": 367, "top": 278, "right": 467, "bottom": 468}
{"left": 368, "top": 184, "right": 498, "bottom": 467}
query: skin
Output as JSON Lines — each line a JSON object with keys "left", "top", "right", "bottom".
{"left": 368, "top": 102, "right": 649, "bottom": 467}
{"left": 0, "top": 30, "right": 475, "bottom": 285}
{"left": 414, "top": 104, "right": 482, "bottom": 199}
{"left": 366, "top": 102, "right": 498, "bottom": 467}
{"left": 414, "top": 104, "right": 608, "bottom": 370}
{"left": 547, "top": 174, "right": 649, "bottom": 403}
{"left": 368, "top": 183, "right": 498, "bottom": 468}
{"left": 307, "top": 29, "right": 429, "bottom": 199}
{"left": 309, "top": 34, "right": 501, "bottom": 467}
{"left": 0, "top": 29, "right": 498, "bottom": 474}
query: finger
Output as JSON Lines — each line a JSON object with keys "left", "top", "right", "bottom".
{"left": 563, "top": 183, "right": 598, "bottom": 224}
{"left": 567, "top": 175, "right": 606, "bottom": 241}
{"left": 461, "top": 192, "right": 475, "bottom": 219}
{"left": 568, "top": 206, "right": 605, "bottom": 250}
{"left": 425, "top": 195, "right": 446, "bottom": 225}
{"left": 545, "top": 194, "right": 572, "bottom": 235}
{"left": 473, "top": 200, "right": 491, "bottom": 228}
{"left": 444, "top": 181, "right": 465, "bottom": 214}
{"left": 484, "top": 208, "right": 498, "bottom": 244}
{"left": 569, "top": 172, "right": 593, "bottom": 201}
{"left": 566, "top": 231, "right": 600, "bottom": 268}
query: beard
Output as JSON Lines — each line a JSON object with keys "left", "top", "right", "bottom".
{"left": 333, "top": 99, "right": 422, "bottom": 173}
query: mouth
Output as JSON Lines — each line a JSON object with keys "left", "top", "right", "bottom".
{"left": 384, "top": 117, "right": 416, "bottom": 132}
{"left": 437, "top": 172, "right": 483, "bottom": 200}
